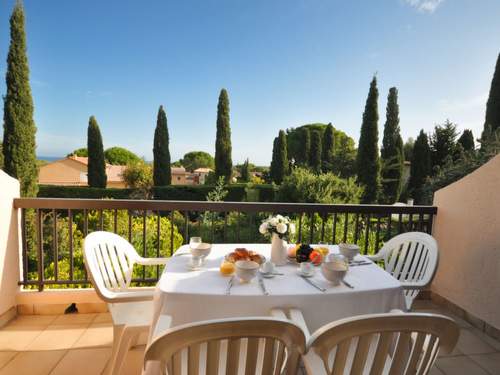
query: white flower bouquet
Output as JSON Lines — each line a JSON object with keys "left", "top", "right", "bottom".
{"left": 259, "top": 214, "right": 295, "bottom": 240}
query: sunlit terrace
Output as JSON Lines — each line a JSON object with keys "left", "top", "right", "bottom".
{"left": 0, "top": 155, "right": 499, "bottom": 375}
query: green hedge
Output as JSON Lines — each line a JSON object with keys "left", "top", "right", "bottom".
{"left": 38, "top": 185, "right": 133, "bottom": 199}
{"left": 38, "top": 184, "right": 276, "bottom": 202}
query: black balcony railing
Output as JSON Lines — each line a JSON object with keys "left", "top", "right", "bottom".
{"left": 13, "top": 198, "right": 437, "bottom": 291}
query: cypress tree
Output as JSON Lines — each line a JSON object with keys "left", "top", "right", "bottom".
{"left": 294, "top": 128, "right": 310, "bottom": 166}
{"left": 2, "top": 1, "right": 38, "bottom": 197}
{"left": 321, "top": 123, "right": 335, "bottom": 172}
{"left": 458, "top": 129, "right": 475, "bottom": 152}
{"left": 356, "top": 76, "right": 381, "bottom": 203}
{"left": 310, "top": 131, "right": 322, "bottom": 173}
{"left": 153, "top": 105, "right": 171, "bottom": 186}
{"left": 482, "top": 53, "right": 500, "bottom": 141}
{"left": 87, "top": 116, "right": 107, "bottom": 188}
{"left": 241, "top": 158, "right": 250, "bottom": 182}
{"left": 215, "top": 89, "right": 233, "bottom": 182}
{"left": 408, "top": 130, "right": 432, "bottom": 203}
{"left": 270, "top": 130, "right": 289, "bottom": 184}
{"left": 403, "top": 138, "right": 414, "bottom": 161}
{"left": 380, "top": 87, "right": 404, "bottom": 203}
{"left": 303, "top": 128, "right": 311, "bottom": 166}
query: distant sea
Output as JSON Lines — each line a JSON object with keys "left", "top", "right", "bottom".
{"left": 38, "top": 156, "right": 62, "bottom": 162}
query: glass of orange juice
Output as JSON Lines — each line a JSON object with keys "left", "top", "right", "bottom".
{"left": 220, "top": 260, "right": 235, "bottom": 276}
{"left": 316, "top": 241, "right": 330, "bottom": 257}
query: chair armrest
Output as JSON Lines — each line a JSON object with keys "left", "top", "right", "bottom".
{"left": 401, "top": 281, "right": 429, "bottom": 290}
{"left": 106, "top": 290, "right": 155, "bottom": 303}
{"left": 136, "top": 257, "right": 170, "bottom": 266}
{"left": 366, "top": 253, "right": 383, "bottom": 261}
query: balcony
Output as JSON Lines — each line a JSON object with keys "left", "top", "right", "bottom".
{"left": 0, "top": 154, "right": 499, "bottom": 374}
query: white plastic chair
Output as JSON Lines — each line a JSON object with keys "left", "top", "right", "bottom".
{"left": 84, "top": 231, "right": 169, "bottom": 375}
{"left": 276, "top": 309, "right": 458, "bottom": 375}
{"left": 144, "top": 317, "right": 306, "bottom": 375}
{"left": 366, "top": 232, "right": 439, "bottom": 309}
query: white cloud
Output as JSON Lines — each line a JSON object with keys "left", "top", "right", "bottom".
{"left": 404, "top": 0, "right": 444, "bottom": 14}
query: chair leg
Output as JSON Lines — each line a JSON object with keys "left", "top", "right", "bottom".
{"left": 112, "top": 328, "right": 139, "bottom": 375}
{"left": 105, "top": 324, "right": 125, "bottom": 375}
{"left": 130, "top": 328, "right": 148, "bottom": 347}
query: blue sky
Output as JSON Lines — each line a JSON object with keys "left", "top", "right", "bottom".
{"left": 0, "top": 0, "right": 499, "bottom": 165}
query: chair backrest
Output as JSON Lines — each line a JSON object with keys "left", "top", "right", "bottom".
{"left": 83, "top": 231, "right": 140, "bottom": 302}
{"left": 377, "top": 232, "right": 438, "bottom": 304}
{"left": 308, "top": 312, "right": 459, "bottom": 375}
{"left": 144, "top": 317, "right": 307, "bottom": 375}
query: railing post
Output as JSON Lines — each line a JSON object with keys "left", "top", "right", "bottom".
{"left": 36, "top": 209, "right": 44, "bottom": 291}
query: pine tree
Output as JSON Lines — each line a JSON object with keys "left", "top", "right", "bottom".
{"left": 380, "top": 87, "right": 404, "bottom": 203}
{"left": 2, "top": 1, "right": 38, "bottom": 197}
{"left": 270, "top": 130, "right": 289, "bottom": 184}
{"left": 153, "top": 105, "right": 171, "bottom": 186}
{"left": 241, "top": 158, "right": 250, "bottom": 182}
{"left": 356, "top": 76, "right": 381, "bottom": 203}
{"left": 430, "top": 120, "right": 458, "bottom": 170}
{"left": 215, "top": 89, "right": 233, "bottom": 182}
{"left": 482, "top": 53, "right": 500, "bottom": 141}
{"left": 458, "top": 129, "right": 475, "bottom": 152}
{"left": 321, "top": 123, "right": 335, "bottom": 172}
{"left": 408, "top": 130, "right": 432, "bottom": 203}
{"left": 87, "top": 116, "right": 107, "bottom": 188}
{"left": 310, "top": 130, "right": 322, "bottom": 173}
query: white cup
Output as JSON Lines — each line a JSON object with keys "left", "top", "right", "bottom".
{"left": 300, "top": 262, "right": 314, "bottom": 276}
{"left": 261, "top": 261, "right": 275, "bottom": 274}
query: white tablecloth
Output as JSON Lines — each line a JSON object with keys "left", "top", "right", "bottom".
{"left": 152, "top": 244, "right": 406, "bottom": 334}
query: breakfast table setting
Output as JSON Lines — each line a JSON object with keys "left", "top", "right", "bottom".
{"left": 150, "top": 215, "right": 407, "bottom": 335}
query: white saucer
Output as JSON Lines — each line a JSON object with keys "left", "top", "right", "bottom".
{"left": 297, "top": 270, "right": 315, "bottom": 278}
{"left": 259, "top": 270, "right": 276, "bottom": 278}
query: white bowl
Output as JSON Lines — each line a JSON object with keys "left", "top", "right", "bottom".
{"left": 235, "top": 260, "right": 259, "bottom": 283}
{"left": 338, "top": 243, "right": 360, "bottom": 262}
{"left": 190, "top": 243, "right": 212, "bottom": 258}
{"left": 321, "top": 261, "right": 348, "bottom": 286}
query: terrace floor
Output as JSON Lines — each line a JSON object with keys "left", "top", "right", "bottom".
{"left": 0, "top": 301, "right": 498, "bottom": 375}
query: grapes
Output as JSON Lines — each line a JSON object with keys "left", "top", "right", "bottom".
{"left": 295, "top": 244, "right": 313, "bottom": 263}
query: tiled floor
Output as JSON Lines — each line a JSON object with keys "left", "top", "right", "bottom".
{"left": 0, "top": 312, "right": 142, "bottom": 375}
{"left": 0, "top": 301, "right": 498, "bottom": 374}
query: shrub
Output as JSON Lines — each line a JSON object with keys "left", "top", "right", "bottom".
{"left": 277, "top": 168, "right": 363, "bottom": 204}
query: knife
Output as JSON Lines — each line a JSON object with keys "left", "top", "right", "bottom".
{"left": 349, "top": 261, "right": 372, "bottom": 266}
{"left": 226, "top": 276, "right": 234, "bottom": 295}
{"left": 300, "top": 275, "right": 326, "bottom": 292}
{"left": 258, "top": 274, "right": 269, "bottom": 295}
{"left": 342, "top": 279, "right": 354, "bottom": 289}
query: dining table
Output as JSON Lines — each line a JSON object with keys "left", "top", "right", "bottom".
{"left": 150, "top": 243, "right": 406, "bottom": 337}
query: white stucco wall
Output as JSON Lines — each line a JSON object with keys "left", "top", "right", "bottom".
{"left": 432, "top": 154, "right": 500, "bottom": 330}
{"left": 0, "top": 171, "right": 21, "bottom": 316}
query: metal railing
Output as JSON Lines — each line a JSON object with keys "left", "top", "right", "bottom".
{"left": 13, "top": 198, "right": 437, "bottom": 290}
